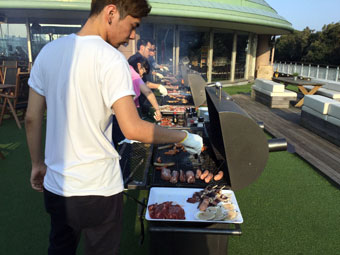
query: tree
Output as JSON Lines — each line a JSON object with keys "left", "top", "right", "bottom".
{"left": 275, "top": 23, "right": 340, "bottom": 66}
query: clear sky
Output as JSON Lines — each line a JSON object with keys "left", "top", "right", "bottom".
{"left": 265, "top": 0, "right": 340, "bottom": 31}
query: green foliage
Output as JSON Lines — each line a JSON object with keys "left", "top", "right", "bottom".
{"left": 275, "top": 23, "right": 340, "bottom": 66}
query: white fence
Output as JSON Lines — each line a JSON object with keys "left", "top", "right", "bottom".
{"left": 273, "top": 62, "right": 340, "bottom": 82}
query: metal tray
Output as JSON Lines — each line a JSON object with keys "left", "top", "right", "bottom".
{"left": 145, "top": 187, "right": 243, "bottom": 224}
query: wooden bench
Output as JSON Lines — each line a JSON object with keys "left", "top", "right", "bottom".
{"left": 300, "top": 95, "right": 340, "bottom": 146}
{"left": 251, "top": 79, "right": 297, "bottom": 108}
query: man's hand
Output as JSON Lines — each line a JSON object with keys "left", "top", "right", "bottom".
{"left": 158, "top": 84, "right": 168, "bottom": 96}
{"left": 155, "top": 73, "right": 164, "bottom": 79}
{"left": 154, "top": 109, "right": 162, "bottom": 121}
{"left": 180, "top": 131, "right": 203, "bottom": 155}
{"left": 30, "top": 163, "right": 47, "bottom": 192}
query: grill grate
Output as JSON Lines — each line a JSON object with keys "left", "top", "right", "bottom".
{"left": 151, "top": 142, "right": 228, "bottom": 188}
{"left": 118, "top": 142, "right": 153, "bottom": 189}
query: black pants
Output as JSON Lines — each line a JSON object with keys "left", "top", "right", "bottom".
{"left": 44, "top": 189, "right": 123, "bottom": 255}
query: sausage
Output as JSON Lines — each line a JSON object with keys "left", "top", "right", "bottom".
{"left": 204, "top": 173, "right": 214, "bottom": 183}
{"left": 161, "top": 167, "right": 171, "bottom": 181}
{"left": 164, "top": 150, "right": 176, "bottom": 155}
{"left": 170, "top": 170, "right": 179, "bottom": 184}
{"left": 186, "top": 171, "right": 195, "bottom": 184}
{"left": 213, "top": 171, "right": 224, "bottom": 181}
{"left": 195, "top": 169, "right": 202, "bottom": 179}
{"left": 179, "top": 170, "right": 186, "bottom": 183}
{"left": 200, "top": 170, "right": 210, "bottom": 180}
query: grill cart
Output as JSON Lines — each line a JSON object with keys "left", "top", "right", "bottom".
{"left": 145, "top": 86, "right": 287, "bottom": 255}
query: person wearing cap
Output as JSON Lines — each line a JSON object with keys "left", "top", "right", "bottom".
{"left": 25, "top": 0, "right": 203, "bottom": 254}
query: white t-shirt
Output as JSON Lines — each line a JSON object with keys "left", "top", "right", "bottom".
{"left": 28, "top": 34, "right": 135, "bottom": 197}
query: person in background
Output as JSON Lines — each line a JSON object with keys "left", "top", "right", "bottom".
{"left": 112, "top": 56, "right": 162, "bottom": 146}
{"left": 129, "top": 55, "right": 162, "bottom": 121}
{"left": 128, "top": 38, "right": 168, "bottom": 96}
{"left": 25, "top": 0, "right": 203, "bottom": 254}
{"left": 147, "top": 41, "right": 169, "bottom": 78}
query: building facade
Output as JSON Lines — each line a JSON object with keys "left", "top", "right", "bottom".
{"left": 0, "top": 0, "right": 293, "bottom": 82}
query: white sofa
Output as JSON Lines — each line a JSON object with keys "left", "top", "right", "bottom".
{"left": 300, "top": 95, "right": 340, "bottom": 146}
{"left": 304, "top": 81, "right": 340, "bottom": 101}
{"left": 251, "top": 79, "right": 297, "bottom": 108}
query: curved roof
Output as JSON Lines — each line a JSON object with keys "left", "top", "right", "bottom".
{"left": 0, "top": 0, "right": 293, "bottom": 34}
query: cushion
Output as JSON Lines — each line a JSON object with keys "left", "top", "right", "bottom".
{"left": 328, "top": 103, "right": 340, "bottom": 119}
{"left": 252, "top": 86, "right": 296, "bottom": 97}
{"left": 323, "top": 82, "right": 340, "bottom": 92}
{"left": 301, "top": 106, "right": 328, "bottom": 121}
{"left": 303, "top": 95, "right": 338, "bottom": 114}
{"left": 316, "top": 88, "right": 340, "bottom": 100}
{"left": 327, "top": 116, "right": 340, "bottom": 127}
{"left": 255, "top": 79, "right": 285, "bottom": 93}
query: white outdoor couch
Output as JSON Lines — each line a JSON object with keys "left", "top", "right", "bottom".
{"left": 251, "top": 79, "right": 297, "bottom": 108}
{"left": 300, "top": 95, "right": 340, "bottom": 146}
{"left": 304, "top": 81, "right": 340, "bottom": 101}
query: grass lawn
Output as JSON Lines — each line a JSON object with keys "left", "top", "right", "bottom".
{"left": 1, "top": 84, "right": 339, "bottom": 254}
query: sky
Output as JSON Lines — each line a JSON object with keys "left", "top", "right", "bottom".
{"left": 266, "top": 0, "right": 340, "bottom": 31}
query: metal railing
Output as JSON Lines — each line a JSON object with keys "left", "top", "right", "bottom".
{"left": 273, "top": 62, "right": 340, "bottom": 82}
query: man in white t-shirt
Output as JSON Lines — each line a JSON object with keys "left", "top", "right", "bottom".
{"left": 25, "top": 0, "right": 203, "bottom": 254}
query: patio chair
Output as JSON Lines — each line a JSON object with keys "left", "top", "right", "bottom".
{"left": 0, "top": 67, "right": 29, "bottom": 129}
{"left": 1, "top": 60, "right": 18, "bottom": 84}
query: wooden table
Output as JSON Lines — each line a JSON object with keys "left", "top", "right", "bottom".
{"left": 272, "top": 77, "right": 324, "bottom": 107}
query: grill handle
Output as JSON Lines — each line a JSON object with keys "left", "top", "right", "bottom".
{"left": 268, "top": 138, "right": 288, "bottom": 152}
{"left": 149, "top": 224, "right": 242, "bottom": 236}
{"left": 257, "top": 121, "right": 264, "bottom": 129}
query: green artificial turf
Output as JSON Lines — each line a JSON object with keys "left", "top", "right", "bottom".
{"left": 223, "top": 83, "right": 253, "bottom": 95}
{"left": 1, "top": 84, "right": 340, "bottom": 254}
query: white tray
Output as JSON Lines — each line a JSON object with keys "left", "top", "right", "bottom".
{"left": 145, "top": 187, "right": 243, "bottom": 224}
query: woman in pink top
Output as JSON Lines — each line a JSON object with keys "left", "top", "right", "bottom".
{"left": 129, "top": 58, "right": 162, "bottom": 121}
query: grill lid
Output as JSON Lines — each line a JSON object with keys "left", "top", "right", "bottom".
{"left": 188, "top": 73, "right": 207, "bottom": 108}
{"left": 205, "top": 87, "right": 269, "bottom": 191}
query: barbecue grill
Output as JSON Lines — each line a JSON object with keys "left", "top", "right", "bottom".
{"left": 146, "top": 85, "right": 287, "bottom": 255}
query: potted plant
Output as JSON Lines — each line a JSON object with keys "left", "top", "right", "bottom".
{"left": 292, "top": 72, "right": 299, "bottom": 81}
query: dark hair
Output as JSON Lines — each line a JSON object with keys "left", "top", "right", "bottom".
{"left": 129, "top": 55, "right": 150, "bottom": 74}
{"left": 90, "top": 0, "right": 151, "bottom": 19}
{"left": 137, "top": 38, "right": 154, "bottom": 50}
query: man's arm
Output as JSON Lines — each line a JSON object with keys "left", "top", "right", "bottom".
{"left": 25, "top": 88, "right": 47, "bottom": 192}
{"left": 113, "top": 96, "right": 185, "bottom": 144}
{"left": 139, "top": 82, "right": 162, "bottom": 121}
{"left": 146, "top": 81, "right": 168, "bottom": 96}
{"left": 146, "top": 81, "right": 161, "bottom": 89}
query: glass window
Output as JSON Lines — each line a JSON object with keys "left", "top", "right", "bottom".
{"left": 179, "top": 30, "right": 209, "bottom": 80}
{"left": 155, "top": 25, "right": 174, "bottom": 69}
{"left": 30, "top": 23, "right": 82, "bottom": 60}
{"left": 0, "top": 24, "right": 28, "bottom": 62}
{"left": 235, "top": 34, "right": 249, "bottom": 80}
{"left": 137, "top": 23, "right": 154, "bottom": 41}
{"left": 212, "top": 32, "right": 233, "bottom": 81}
